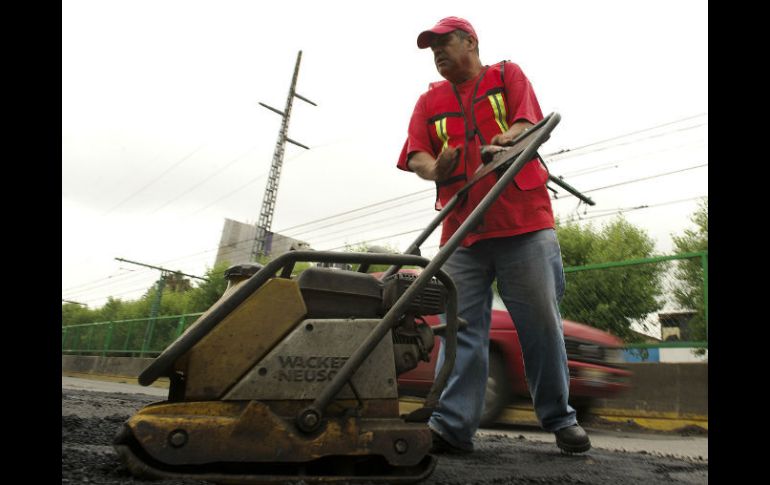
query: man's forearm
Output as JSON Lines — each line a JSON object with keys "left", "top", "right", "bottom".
{"left": 407, "top": 151, "right": 439, "bottom": 181}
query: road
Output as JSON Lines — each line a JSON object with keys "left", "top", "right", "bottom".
{"left": 62, "top": 376, "right": 707, "bottom": 484}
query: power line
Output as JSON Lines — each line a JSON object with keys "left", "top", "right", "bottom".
{"left": 114, "top": 257, "right": 209, "bottom": 281}
{"left": 74, "top": 284, "right": 160, "bottom": 306}
{"left": 64, "top": 117, "right": 708, "bottom": 303}
{"left": 558, "top": 138, "right": 706, "bottom": 179}
{"left": 284, "top": 192, "right": 435, "bottom": 239}
{"left": 62, "top": 256, "right": 210, "bottom": 300}
{"left": 62, "top": 266, "right": 156, "bottom": 294}
{"left": 308, "top": 210, "right": 437, "bottom": 248}
{"left": 324, "top": 194, "right": 708, "bottom": 254}
{"left": 145, "top": 144, "right": 261, "bottom": 216}
{"left": 98, "top": 162, "right": 708, "bottom": 277}
{"left": 103, "top": 114, "right": 705, "bottom": 231}
{"left": 306, "top": 164, "right": 707, "bottom": 246}
{"left": 63, "top": 273, "right": 160, "bottom": 301}
{"left": 545, "top": 122, "right": 706, "bottom": 166}
{"left": 110, "top": 162, "right": 708, "bottom": 274}
{"left": 99, "top": 144, "right": 205, "bottom": 217}
{"left": 92, "top": 114, "right": 704, "bottom": 227}
{"left": 68, "top": 190, "right": 708, "bottom": 305}
{"left": 542, "top": 113, "right": 706, "bottom": 161}
{"left": 64, "top": 274, "right": 160, "bottom": 302}
{"left": 559, "top": 195, "right": 707, "bottom": 224}
{"left": 184, "top": 147, "right": 317, "bottom": 218}
{"left": 62, "top": 299, "right": 87, "bottom": 306}
{"left": 301, "top": 206, "right": 436, "bottom": 245}
{"left": 323, "top": 227, "right": 429, "bottom": 251}
{"left": 183, "top": 138, "right": 352, "bottom": 220}
{"left": 277, "top": 189, "right": 433, "bottom": 235}
{"left": 579, "top": 163, "right": 707, "bottom": 194}
{"left": 280, "top": 121, "right": 707, "bottom": 238}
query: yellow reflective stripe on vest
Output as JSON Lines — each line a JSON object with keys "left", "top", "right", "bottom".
{"left": 488, "top": 93, "right": 509, "bottom": 133}
{"left": 434, "top": 117, "right": 449, "bottom": 150}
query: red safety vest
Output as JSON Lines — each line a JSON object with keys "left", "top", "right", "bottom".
{"left": 421, "top": 62, "right": 553, "bottom": 247}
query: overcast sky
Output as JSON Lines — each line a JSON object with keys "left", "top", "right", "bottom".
{"left": 62, "top": 0, "right": 708, "bottom": 308}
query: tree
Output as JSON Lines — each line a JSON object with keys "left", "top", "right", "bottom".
{"left": 671, "top": 198, "right": 708, "bottom": 343}
{"left": 163, "top": 272, "right": 192, "bottom": 292}
{"left": 186, "top": 261, "right": 231, "bottom": 313}
{"left": 61, "top": 302, "right": 97, "bottom": 326}
{"left": 343, "top": 243, "right": 401, "bottom": 274}
{"left": 61, "top": 302, "right": 102, "bottom": 353}
{"left": 555, "top": 216, "right": 665, "bottom": 342}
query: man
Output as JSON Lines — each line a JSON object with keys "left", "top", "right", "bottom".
{"left": 397, "top": 16, "right": 590, "bottom": 455}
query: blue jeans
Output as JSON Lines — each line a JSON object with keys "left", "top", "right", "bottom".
{"left": 429, "top": 229, "right": 576, "bottom": 450}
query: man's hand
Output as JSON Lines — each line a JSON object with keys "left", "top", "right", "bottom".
{"left": 480, "top": 145, "right": 507, "bottom": 164}
{"left": 490, "top": 120, "right": 534, "bottom": 146}
{"left": 489, "top": 131, "right": 519, "bottom": 147}
{"left": 435, "top": 145, "right": 461, "bottom": 182}
{"left": 408, "top": 146, "right": 462, "bottom": 182}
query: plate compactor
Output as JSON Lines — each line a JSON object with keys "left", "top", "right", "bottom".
{"left": 114, "top": 113, "right": 564, "bottom": 484}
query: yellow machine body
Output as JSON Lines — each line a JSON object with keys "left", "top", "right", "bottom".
{"left": 114, "top": 268, "right": 440, "bottom": 484}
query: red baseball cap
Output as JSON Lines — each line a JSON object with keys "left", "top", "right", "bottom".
{"left": 417, "top": 16, "right": 478, "bottom": 49}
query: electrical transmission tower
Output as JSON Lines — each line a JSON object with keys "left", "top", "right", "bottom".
{"left": 251, "top": 50, "right": 316, "bottom": 260}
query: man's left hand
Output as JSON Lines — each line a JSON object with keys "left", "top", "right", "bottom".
{"left": 480, "top": 145, "right": 507, "bottom": 164}
{"left": 489, "top": 131, "right": 518, "bottom": 146}
{"left": 490, "top": 120, "right": 534, "bottom": 146}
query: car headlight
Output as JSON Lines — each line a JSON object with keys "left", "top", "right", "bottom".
{"left": 579, "top": 367, "right": 609, "bottom": 384}
{"left": 604, "top": 347, "right": 624, "bottom": 364}
{"left": 577, "top": 343, "right": 602, "bottom": 360}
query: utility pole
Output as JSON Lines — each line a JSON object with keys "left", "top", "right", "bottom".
{"left": 62, "top": 299, "right": 87, "bottom": 307}
{"left": 114, "top": 258, "right": 208, "bottom": 355}
{"left": 251, "top": 50, "right": 316, "bottom": 261}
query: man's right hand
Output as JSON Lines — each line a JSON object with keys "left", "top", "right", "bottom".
{"left": 408, "top": 147, "right": 462, "bottom": 182}
{"left": 435, "top": 145, "right": 461, "bottom": 182}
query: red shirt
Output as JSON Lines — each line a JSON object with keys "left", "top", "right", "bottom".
{"left": 398, "top": 62, "right": 554, "bottom": 247}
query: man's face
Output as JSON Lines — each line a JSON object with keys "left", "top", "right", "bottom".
{"left": 430, "top": 31, "right": 473, "bottom": 82}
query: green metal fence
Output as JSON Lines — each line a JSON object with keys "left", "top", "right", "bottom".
{"left": 61, "top": 313, "right": 203, "bottom": 357}
{"left": 562, "top": 251, "right": 707, "bottom": 349}
{"left": 62, "top": 251, "right": 707, "bottom": 357}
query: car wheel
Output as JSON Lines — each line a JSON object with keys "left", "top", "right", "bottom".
{"left": 479, "top": 349, "right": 511, "bottom": 428}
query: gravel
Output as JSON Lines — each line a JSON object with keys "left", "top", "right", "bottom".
{"left": 62, "top": 389, "right": 707, "bottom": 484}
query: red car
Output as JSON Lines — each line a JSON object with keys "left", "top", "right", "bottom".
{"left": 397, "top": 292, "right": 632, "bottom": 426}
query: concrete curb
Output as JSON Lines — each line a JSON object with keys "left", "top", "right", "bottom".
{"left": 62, "top": 355, "right": 708, "bottom": 433}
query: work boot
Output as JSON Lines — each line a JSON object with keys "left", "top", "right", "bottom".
{"left": 554, "top": 424, "right": 591, "bottom": 454}
{"left": 430, "top": 429, "right": 474, "bottom": 455}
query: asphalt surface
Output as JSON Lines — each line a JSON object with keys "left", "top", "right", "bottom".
{"left": 62, "top": 377, "right": 708, "bottom": 484}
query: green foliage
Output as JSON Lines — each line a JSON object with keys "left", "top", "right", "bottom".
{"left": 671, "top": 198, "right": 708, "bottom": 342}
{"left": 343, "top": 243, "right": 401, "bottom": 274}
{"left": 291, "top": 261, "right": 314, "bottom": 276}
{"left": 256, "top": 252, "right": 313, "bottom": 277}
{"left": 61, "top": 303, "right": 97, "bottom": 326}
{"left": 186, "top": 261, "right": 230, "bottom": 313}
{"left": 61, "top": 260, "right": 233, "bottom": 356}
{"left": 163, "top": 272, "right": 192, "bottom": 292}
{"left": 555, "top": 216, "right": 665, "bottom": 342}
